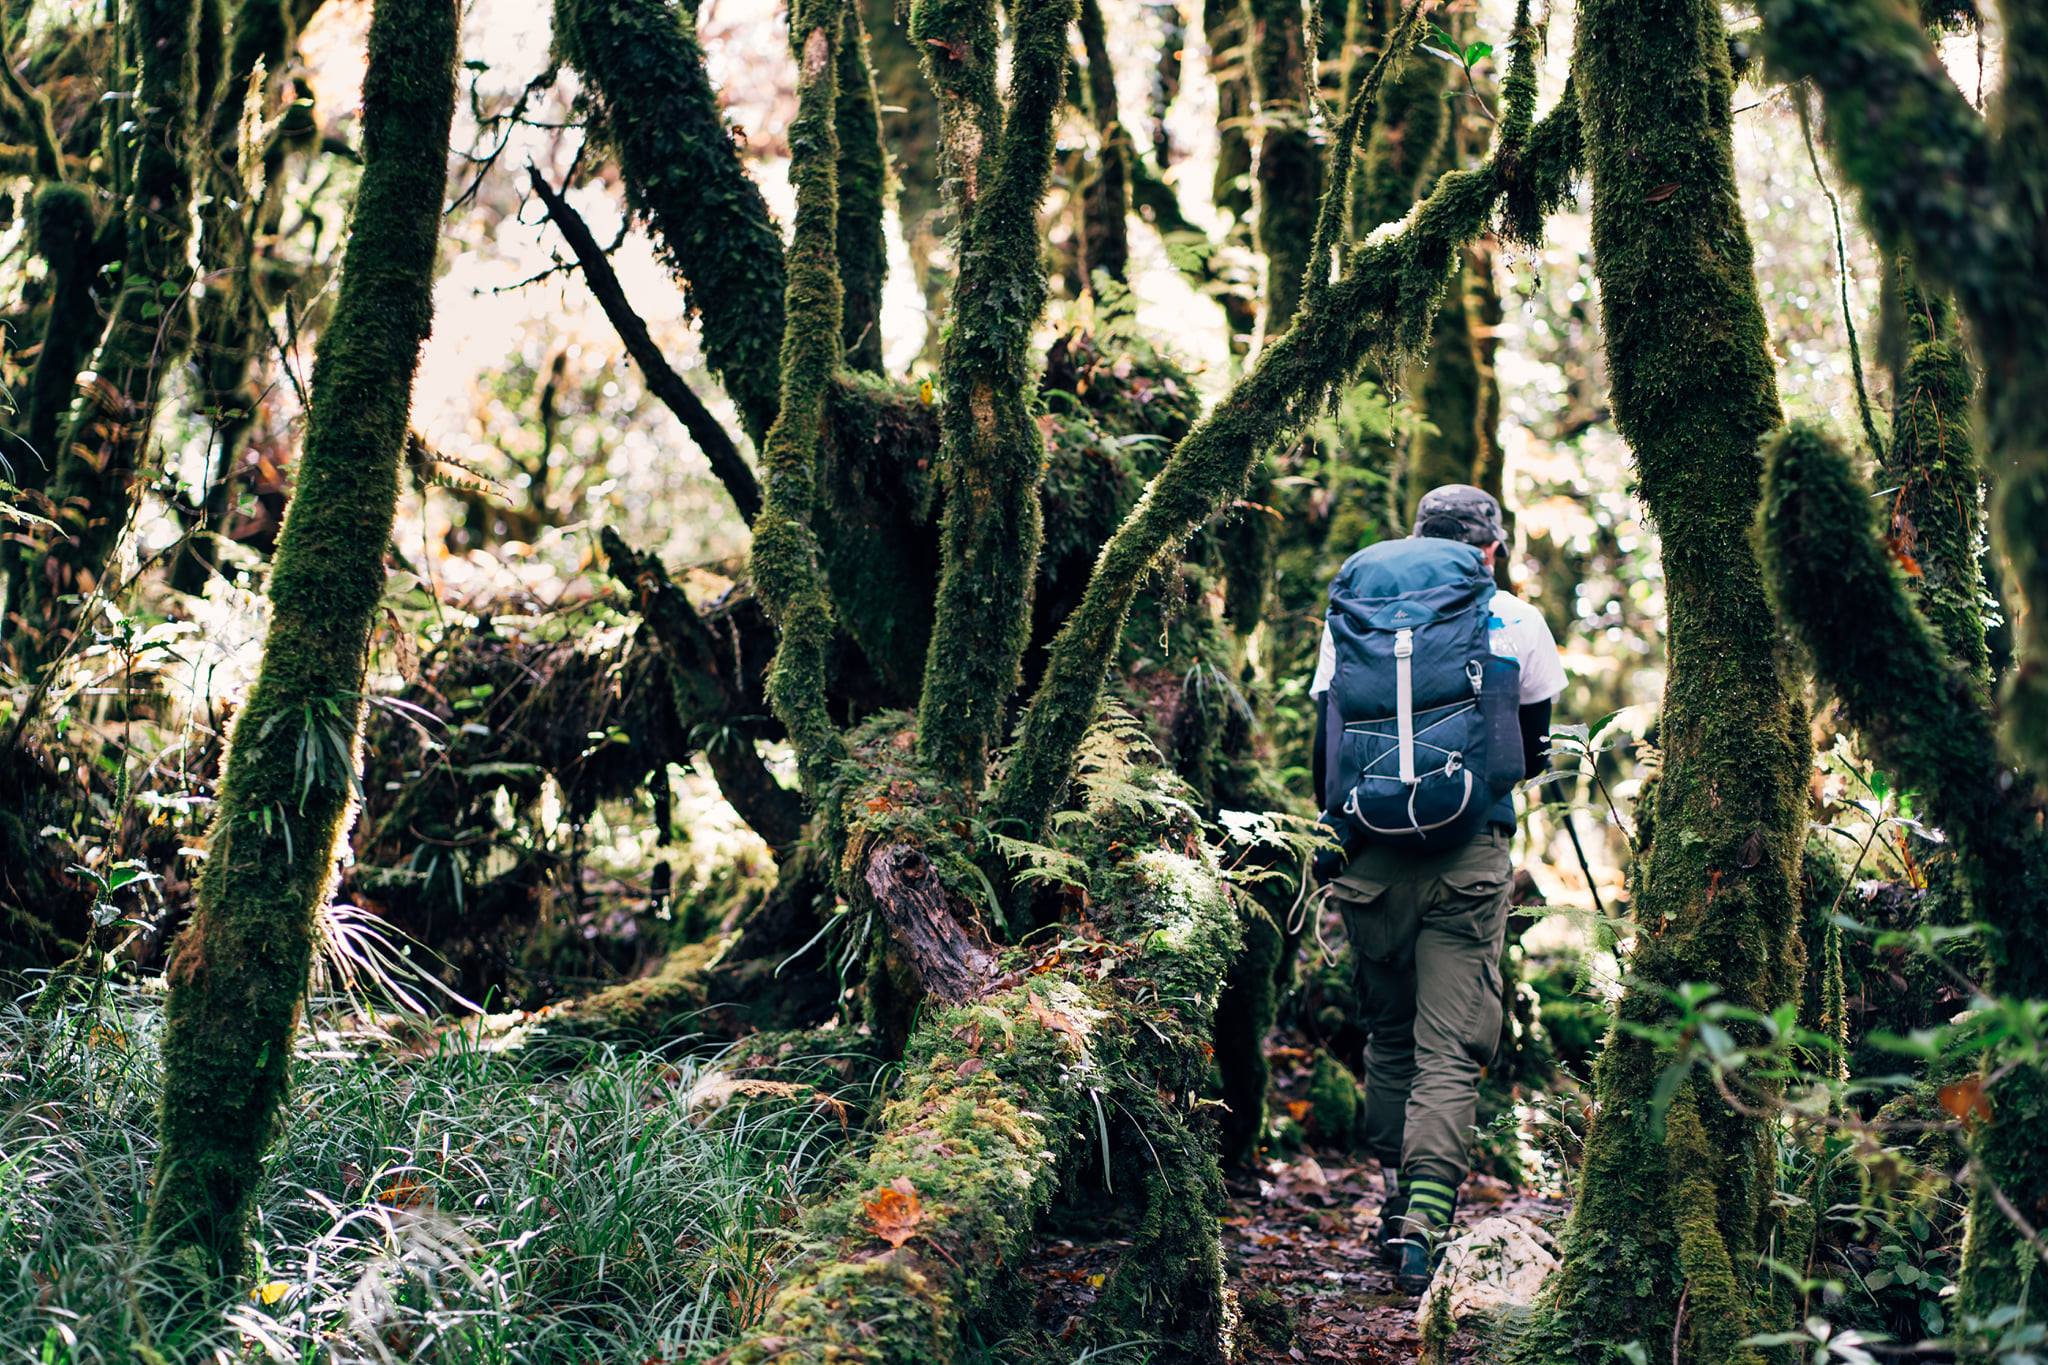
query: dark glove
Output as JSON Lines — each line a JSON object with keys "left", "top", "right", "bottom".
{"left": 1311, "top": 816, "right": 1352, "bottom": 884}
{"left": 1312, "top": 843, "right": 1348, "bottom": 884}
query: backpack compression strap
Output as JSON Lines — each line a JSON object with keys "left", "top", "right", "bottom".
{"left": 1395, "top": 627, "right": 1415, "bottom": 785}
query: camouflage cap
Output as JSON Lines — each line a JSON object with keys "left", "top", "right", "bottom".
{"left": 1412, "top": 483, "right": 1508, "bottom": 547}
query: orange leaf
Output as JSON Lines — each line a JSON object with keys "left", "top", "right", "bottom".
{"left": 865, "top": 1178, "right": 926, "bottom": 1248}
{"left": 1938, "top": 1076, "right": 1992, "bottom": 1126}
{"left": 866, "top": 796, "right": 896, "bottom": 813}
{"left": 1283, "top": 1099, "right": 1313, "bottom": 1123}
{"left": 377, "top": 1178, "right": 428, "bottom": 1208}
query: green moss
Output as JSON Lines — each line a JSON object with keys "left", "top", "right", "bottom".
{"left": 1355, "top": 0, "right": 1448, "bottom": 236}
{"left": 911, "top": 0, "right": 1077, "bottom": 790}
{"left": 1522, "top": 1, "right": 1811, "bottom": 1355}
{"left": 837, "top": 0, "right": 890, "bottom": 373}
{"left": 819, "top": 371, "right": 943, "bottom": 699}
{"left": 1306, "top": 1045, "right": 1363, "bottom": 1144}
{"left": 1881, "top": 264, "right": 1988, "bottom": 691}
{"left": 554, "top": 0, "right": 787, "bottom": 444}
{"left": 1759, "top": 419, "right": 2048, "bottom": 1316}
{"left": 752, "top": 0, "right": 853, "bottom": 797}
{"left": 142, "top": 0, "right": 458, "bottom": 1291}
{"left": 1206, "top": 0, "right": 1254, "bottom": 224}
{"left": 1248, "top": 0, "right": 1319, "bottom": 334}
{"left": 1756, "top": 0, "right": 2048, "bottom": 780}
{"left": 723, "top": 810, "right": 1242, "bottom": 1363}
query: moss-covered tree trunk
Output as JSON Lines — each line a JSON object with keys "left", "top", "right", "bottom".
{"left": 1760, "top": 0, "right": 2048, "bottom": 777}
{"left": 1522, "top": 2, "right": 1812, "bottom": 1359}
{"left": 1076, "top": 0, "right": 1131, "bottom": 286}
{"left": 910, "top": 0, "right": 1075, "bottom": 789}
{"left": 1762, "top": 422, "right": 2048, "bottom": 1322}
{"left": 836, "top": 0, "right": 890, "bottom": 373}
{"left": 141, "top": 0, "right": 458, "bottom": 1286}
{"left": 12, "top": 0, "right": 201, "bottom": 665}
{"left": 1247, "top": 0, "right": 1317, "bottom": 338}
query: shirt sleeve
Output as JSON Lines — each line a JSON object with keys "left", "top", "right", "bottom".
{"left": 1309, "top": 623, "right": 1336, "bottom": 698}
{"left": 1512, "top": 607, "right": 1566, "bottom": 704}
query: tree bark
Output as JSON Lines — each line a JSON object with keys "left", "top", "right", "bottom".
{"left": 1521, "top": 3, "right": 1812, "bottom": 1359}
{"left": 143, "top": 0, "right": 458, "bottom": 1289}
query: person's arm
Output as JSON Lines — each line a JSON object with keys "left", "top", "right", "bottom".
{"left": 1313, "top": 700, "right": 1329, "bottom": 806}
{"left": 1519, "top": 697, "right": 1552, "bottom": 781}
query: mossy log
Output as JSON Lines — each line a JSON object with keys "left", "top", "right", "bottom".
{"left": 1760, "top": 420, "right": 2048, "bottom": 1321}
{"left": 719, "top": 816, "right": 1242, "bottom": 1364}
{"left": 1517, "top": 1, "right": 1812, "bottom": 1358}
{"left": 140, "top": 0, "right": 459, "bottom": 1288}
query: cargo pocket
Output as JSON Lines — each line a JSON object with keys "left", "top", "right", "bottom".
{"left": 1438, "top": 848, "right": 1510, "bottom": 1064}
{"left": 1333, "top": 876, "right": 1401, "bottom": 963}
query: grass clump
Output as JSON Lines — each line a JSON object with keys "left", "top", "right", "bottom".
{"left": 0, "top": 983, "right": 862, "bottom": 1363}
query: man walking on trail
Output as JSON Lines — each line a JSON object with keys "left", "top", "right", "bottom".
{"left": 1307, "top": 484, "right": 1565, "bottom": 1295}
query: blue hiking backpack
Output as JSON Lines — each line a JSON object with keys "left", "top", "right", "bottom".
{"left": 1320, "top": 538, "right": 1525, "bottom": 847}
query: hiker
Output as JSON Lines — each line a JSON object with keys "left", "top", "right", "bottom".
{"left": 1307, "top": 484, "right": 1565, "bottom": 1295}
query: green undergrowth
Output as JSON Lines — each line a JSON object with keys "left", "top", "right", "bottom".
{"left": 0, "top": 982, "right": 871, "bottom": 1364}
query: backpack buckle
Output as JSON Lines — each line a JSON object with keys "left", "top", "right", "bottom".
{"left": 1466, "top": 659, "right": 1484, "bottom": 695}
{"left": 1394, "top": 628, "right": 1414, "bottom": 659}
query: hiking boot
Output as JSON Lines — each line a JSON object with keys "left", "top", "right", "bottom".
{"left": 1389, "top": 1173, "right": 1459, "bottom": 1295}
{"left": 1371, "top": 1171, "right": 1407, "bottom": 1267}
{"left": 1392, "top": 1229, "right": 1439, "bottom": 1295}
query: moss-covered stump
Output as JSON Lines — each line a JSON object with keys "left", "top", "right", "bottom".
{"left": 720, "top": 816, "right": 1242, "bottom": 1363}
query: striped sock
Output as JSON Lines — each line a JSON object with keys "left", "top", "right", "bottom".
{"left": 1398, "top": 1176, "right": 1457, "bottom": 1240}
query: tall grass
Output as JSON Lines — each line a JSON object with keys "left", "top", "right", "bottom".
{"left": 0, "top": 982, "right": 858, "bottom": 1364}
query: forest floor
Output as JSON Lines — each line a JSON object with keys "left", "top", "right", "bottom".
{"left": 1015, "top": 1030, "right": 1570, "bottom": 1362}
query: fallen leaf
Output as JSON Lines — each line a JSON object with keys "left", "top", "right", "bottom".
{"left": 1644, "top": 182, "right": 1681, "bottom": 203}
{"left": 250, "top": 1280, "right": 289, "bottom": 1306}
{"left": 866, "top": 1178, "right": 926, "bottom": 1248}
{"left": 377, "top": 1178, "right": 428, "bottom": 1208}
{"left": 1939, "top": 1075, "right": 1992, "bottom": 1125}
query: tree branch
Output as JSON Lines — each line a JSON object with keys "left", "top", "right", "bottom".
{"left": 529, "top": 166, "right": 762, "bottom": 524}
{"left": 910, "top": 0, "right": 1078, "bottom": 789}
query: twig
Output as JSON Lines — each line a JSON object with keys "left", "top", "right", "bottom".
{"left": 526, "top": 164, "right": 762, "bottom": 524}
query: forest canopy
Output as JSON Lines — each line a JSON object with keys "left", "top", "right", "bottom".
{"left": 2, "top": 0, "right": 2045, "bottom": 1362}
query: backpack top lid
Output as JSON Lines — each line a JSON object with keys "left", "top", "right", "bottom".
{"left": 1328, "top": 536, "right": 1493, "bottom": 631}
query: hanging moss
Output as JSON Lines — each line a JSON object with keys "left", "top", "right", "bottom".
{"left": 1076, "top": 0, "right": 1131, "bottom": 285}
{"left": 554, "top": 0, "right": 787, "bottom": 445}
{"left": 911, "top": 0, "right": 1077, "bottom": 791}
{"left": 837, "top": 0, "right": 891, "bottom": 373}
{"left": 20, "top": 0, "right": 201, "bottom": 663}
{"left": 990, "top": 26, "right": 1570, "bottom": 839}
{"left": 1404, "top": 252, "right": 1486, "bottom": 517}
{"left": 141, "top": 0, "right": 458, "bottom": 1291}
{"left": 1759, "top": 419, "right": 2048, "bottom": 1321}
{"left": 1881, "top": 263, "right": 1989, "bottom": 691}
{"left": 1756, "top": 0, "right": 2048, "bottom": 780}
{"left": 1516, "top": 3, "right": 1811, "bottom": 1359}
{"left": 752, "top": 0, "right": 853, "bottom": 798}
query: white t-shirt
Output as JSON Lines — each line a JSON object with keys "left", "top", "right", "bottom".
{"left": 1308, "top": 589, "right": 1566, "bottom": 705}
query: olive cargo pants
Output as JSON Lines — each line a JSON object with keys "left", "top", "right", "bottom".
{"left": 1329, "top": 826, "right": 1512, "bottom": 1192}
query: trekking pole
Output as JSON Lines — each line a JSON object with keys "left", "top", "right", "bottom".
{"left": 1560, "top": 809, "right": 1608, "bottom": 922}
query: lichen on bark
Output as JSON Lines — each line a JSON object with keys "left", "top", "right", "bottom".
{"left": 141, "top": 0, "right": 459, "bottom": 1288}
